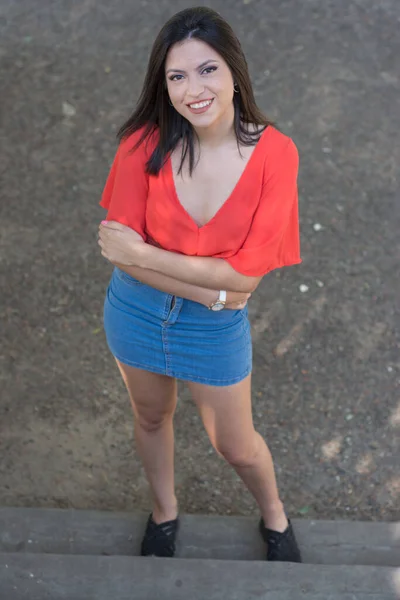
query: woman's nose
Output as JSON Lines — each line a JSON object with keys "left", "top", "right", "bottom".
{"left": 186, "top": 76, "right": 205, "bottom": 98}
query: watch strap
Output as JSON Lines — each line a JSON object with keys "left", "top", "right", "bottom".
{"left": 208, "top": 290, "right": 227, "bottom": 310}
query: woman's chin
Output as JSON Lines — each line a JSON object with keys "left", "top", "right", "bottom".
{"left": 185, "top": 112, "right": 219, "bottom": 130}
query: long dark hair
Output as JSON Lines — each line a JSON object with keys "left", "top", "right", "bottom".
{"left": 117, "top": 6, "right": 272, "bottom": 175}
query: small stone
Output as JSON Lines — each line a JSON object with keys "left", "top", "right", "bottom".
{"left": 313, "top": 223, "right": 322, "bottom": 231}
{"left": 104, "top": 66, "right": 111, "bottom": 73}
{"left": 387, "top": 366, "right": 393, "bottom": 372}
{"left": 380, "top": 71, "right": 397, "bottom": 84}
{"left": 345, "top": 413, "right": 354, "bottom": 421}
{"left": 322, "top": 147, "right": 332, "bottom": 153}
{"left": 298, "top": 506, "right": 311, "bottom": 515}
{"left": 299, "top": 284, "right": 309, "bottom": 293}
{"left": 316, "top": 280, "right": 324, "bottom": 288}
{"left": 62, "top": 101, "right": 76, "bottom": 118}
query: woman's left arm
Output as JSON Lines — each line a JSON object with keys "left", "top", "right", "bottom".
{"left": 139, "top": 244, "right": 262, "bottom": 293}
{"left": 98, "top": 221, "right": 261, "bottom": 293}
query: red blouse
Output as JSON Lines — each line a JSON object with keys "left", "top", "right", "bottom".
{"left": 100, "top": 125, "right": 301, "bottom": 277}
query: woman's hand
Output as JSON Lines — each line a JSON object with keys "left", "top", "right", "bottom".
{"left": 224, "top": 291, "right": 251, "bottom": 310}
{"left": 98, "top": 221, "right": 145, "bottom": 266}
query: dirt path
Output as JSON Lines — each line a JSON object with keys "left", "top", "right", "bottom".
{"left": 0, "top": 0, "right": 399, "bottom": 522}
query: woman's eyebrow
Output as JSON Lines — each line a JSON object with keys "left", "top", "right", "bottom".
{"left": 166, "top": 59, "right": 219, "bottom": 74}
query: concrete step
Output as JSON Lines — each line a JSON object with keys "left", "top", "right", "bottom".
{"left": 0, "top": 553, "right": 399, "bottom": 600}
{"left": 1, "top": 507, "right": 399, "bottom": 567}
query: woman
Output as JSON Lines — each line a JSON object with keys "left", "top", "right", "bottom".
{"left": 98, "top": 6, "right": 302, "bottom": 562}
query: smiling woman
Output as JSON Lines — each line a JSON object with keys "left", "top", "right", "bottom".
{"left": 98, "top": 6, "right": 302, "bottom": 565}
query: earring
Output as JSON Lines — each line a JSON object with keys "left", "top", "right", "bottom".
{"left": 233, "top": 83, "right": 239, "bottom": 93}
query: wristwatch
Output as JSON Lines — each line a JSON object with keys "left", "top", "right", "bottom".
{"left": 209, "top": 290, "right": 227, "bottom": 311}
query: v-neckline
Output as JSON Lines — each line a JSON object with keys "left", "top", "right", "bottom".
{"left": 167, "top": 126, "right": 270, "bottom": 231}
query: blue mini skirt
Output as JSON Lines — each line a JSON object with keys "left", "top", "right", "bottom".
{"left": 103, "top": 267, "right": 252, "bottom": 386}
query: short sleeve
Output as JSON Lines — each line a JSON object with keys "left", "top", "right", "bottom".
{"left": 226, "top": 138, "right": 301, "bottom": 277}
{"left": 99, "top": 130, "right": 149, "bottom": 239}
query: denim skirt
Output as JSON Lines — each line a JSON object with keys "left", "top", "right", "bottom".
{"left": 103, "top": 267, "right": 252, "bottom": 386}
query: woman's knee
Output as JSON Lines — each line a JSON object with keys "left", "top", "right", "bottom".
{"left": 215, "top": 431, "right": 262, "bottom": 468}
{"left": 135, "top": 409, "right": 174, "bottom": 433}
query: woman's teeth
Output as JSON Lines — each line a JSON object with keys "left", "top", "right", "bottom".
{"left": 189, "top": 100, "right": 212, "bottom": 109}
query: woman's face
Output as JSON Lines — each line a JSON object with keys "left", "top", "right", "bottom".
{"left": 165, "top": 38, "right": 235, "bottom": 129}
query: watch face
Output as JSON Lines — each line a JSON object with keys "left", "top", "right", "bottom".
{"left": 211, "top": 302, "right": 224, "bottom": 311}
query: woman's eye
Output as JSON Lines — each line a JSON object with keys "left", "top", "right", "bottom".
{"left": 168, "top": 67, "right": 216, "bottom": 81}
{"left": 202, "top": 66, "right": 217, "bottom": 75}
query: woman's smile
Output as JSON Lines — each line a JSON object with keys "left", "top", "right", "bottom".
{"left": 186, "top": 98, "right": 214, "bottom": 114}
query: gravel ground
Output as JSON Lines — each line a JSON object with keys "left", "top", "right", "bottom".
{"left": 0, "top": 0, "right": 399, "bottom": 522}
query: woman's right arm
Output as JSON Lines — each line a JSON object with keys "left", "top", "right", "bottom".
{"left": 114, "top": 263, "right": 250, "bottom": 309}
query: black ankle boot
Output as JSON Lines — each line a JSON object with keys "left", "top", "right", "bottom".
{"left": 140, "top": 513, "right": 179, "bottom": 558}
{"left": 259, "top": 517, "right": 302, "bottom": 563}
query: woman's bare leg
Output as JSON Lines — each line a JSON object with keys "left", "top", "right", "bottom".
{"left": 187, "top": 375, "right": 288, "bottom": 532}
{"left": 116, "top": 360, "right": 178, "bottom": 524}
